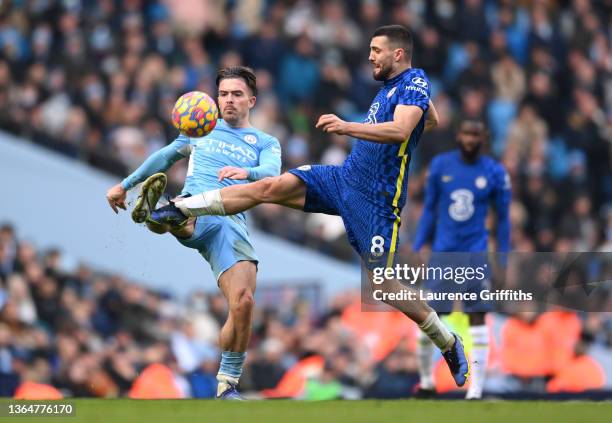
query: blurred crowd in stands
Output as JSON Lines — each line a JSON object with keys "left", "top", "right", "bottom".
{"left": 1, "top": 223, "right": 612, "bottom": 399}
{"left": 0, "top": 0, "right": 609, "bottom": 261}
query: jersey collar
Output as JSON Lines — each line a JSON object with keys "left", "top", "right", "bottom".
{"left": 384, "top": 67, "right": 412, "bottom": 86}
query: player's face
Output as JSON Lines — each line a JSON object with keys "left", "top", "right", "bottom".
{"left": 218, "top": 78, "right": 256, "bottom": 126}
{"left": 369, "top": 36, "right": 399, "bottom": 81}
{"left": 457, "top": 122, "right": 485, "bottom": 160}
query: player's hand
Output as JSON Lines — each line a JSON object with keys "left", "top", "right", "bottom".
{"left": 218, "top": 166, "right": 248, "bottom": 181}
{"left": 316, "top": 114, "right": 349, "bottom": 135}
{"left": 106, "top": 184, "right": 127, "bottom": 214}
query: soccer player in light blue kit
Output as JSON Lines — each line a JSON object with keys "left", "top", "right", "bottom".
{"left": 106, "top": 67, "right": 281, "bottom": 399}
{"left": 412, "top": 118, "right": 511, "bottom": 399}
{"left": 150, "top": 26, "right": 470, "bottom": 388}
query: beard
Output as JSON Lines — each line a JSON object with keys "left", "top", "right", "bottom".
{"left": 221, "top": 108, "right": 242, "bottom": 126}
{"left": 372, "top": 62, "right": 393, "bottom": 81}
{"left": 459, "top": 142, "right": 482, "bottom": 162}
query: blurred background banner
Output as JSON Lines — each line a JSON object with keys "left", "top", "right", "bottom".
{"left": 0, "top": 0, "right": 610, "bottom": 401}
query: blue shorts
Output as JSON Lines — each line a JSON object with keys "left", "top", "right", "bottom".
{"left": 289, "top": 165, "right": 399, "bottom": 269}
{"left": 423, "top": 253, "right": 493, "bottom": 313}
{"left": 177, "top": 215, "right": 258, "bottom": 281}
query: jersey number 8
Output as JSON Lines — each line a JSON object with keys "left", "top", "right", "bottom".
{"left": 371, "top": 236, "right": 385, "bottom": 257}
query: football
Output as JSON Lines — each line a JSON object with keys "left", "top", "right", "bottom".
{"left": 172, "top": 91, "right": 218, "bottom": 137}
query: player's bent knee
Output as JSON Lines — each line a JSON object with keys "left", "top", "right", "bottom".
{"left": 230, "top": 288, "right": 254, "bottom": 317}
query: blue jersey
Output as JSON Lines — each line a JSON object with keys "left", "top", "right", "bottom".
{"left": 413, "top": 151, "right": 511, "bottom": 253}
{"left": 122, "top": 119, "right": 282, "bottom": 216}
{"left": 343, "top": 68, "right": 430, "bottom": 210}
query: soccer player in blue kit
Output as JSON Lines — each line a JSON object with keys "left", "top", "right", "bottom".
{"left": 412, "top": 119, "right": 511, "bottom": 399}
{"left": 106, "top": 67, "right": 281, "bottom": 399}
{"left": 152, "top": 25, "right": 470, "bottom": 388}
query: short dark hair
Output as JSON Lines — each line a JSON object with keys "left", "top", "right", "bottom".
{"left": 458, "top": 117, "right": 488, "bottom": 136}
{"left": 216, "top": 66, "right": 257, "bottom": 96}
{"left": 372, "top": 25, "right": 413, "bottom": 60}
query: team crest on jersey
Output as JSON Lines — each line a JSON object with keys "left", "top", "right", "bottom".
{"left": 411, "top": 77, "right": 428, "bottom": 88}
{"left": 365, "top": 102, "right": 380, "bottom": 124}
{"left": 297, "top": 165, "right": 312, "bottom": 171}
{"left": 475, "top": 176, "right": 487, "bottom": 189}
{"left": 244, "top": 134, "right": 257, "bottom": 144}
{"left": 442, "top": 175, "right": 453, "bottom": 182}
{"left": 387, "top": 87, "right": 397, "bottom": 98}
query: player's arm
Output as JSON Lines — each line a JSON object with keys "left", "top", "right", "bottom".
{"left": 494, "top": 167, "right": 512, "bottom": 253}
{"left": 424, "top": 100, "right": 439, "bottom": 132}
{"left": 316, "top": 105, "right": 423, "bottom": 144}
{"left": 106, "top": 136, "right": 190, "bottom": 213}
{"left": 317, "top": 73, "right": 431, "bottom": 144}
{"left": 217, "top": 138, "right": 282, "bottom": 181}
{"left": 412, "top": 158, "right": 440, "bottom": 252}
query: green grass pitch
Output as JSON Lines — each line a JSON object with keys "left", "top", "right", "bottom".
{"left": 7, "top": 399, "right": 612, "bottom": 423}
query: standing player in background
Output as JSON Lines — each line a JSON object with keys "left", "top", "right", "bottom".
{"left": 412, "top": 119, "right": 511, "bottom": 399}
{"left": 105, "top": 66, "right": 282, "bottom": 400}
{"left": 151, "top": 25, "right": 470, "bottom": 387}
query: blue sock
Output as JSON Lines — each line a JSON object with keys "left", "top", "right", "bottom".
{"left": 218, "top": 351, "right": 246, "bottom": 380}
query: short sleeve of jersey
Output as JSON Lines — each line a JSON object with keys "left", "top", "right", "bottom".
{"left": 397, "top": 69, "right": 430, "bottom": 112}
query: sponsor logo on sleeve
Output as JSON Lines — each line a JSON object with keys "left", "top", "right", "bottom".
{"left": 406, "top": 78, "right": 429, "bottom": 98}
{"left": 411, "top": 77, "right": 428, "bottom": 88}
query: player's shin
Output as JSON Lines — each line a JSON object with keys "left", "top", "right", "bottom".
{"left": 417, "top": 330, "right": 436, "bottom": 390}
{"left": 217, "top": 351, "right": 247, "bottom": 396}
{"left": 418, "top": 312, "right": 455, "bottom": 352}
{"left": 466, "top": 324, "right": 489, "bottom": 399}
{"left": 176, "top": 189, "right": 226, "bottom": 216}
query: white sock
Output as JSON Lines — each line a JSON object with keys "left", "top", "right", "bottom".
{"left": 175, "top": 189, "right": 226, "bottom": 217}
{"left": 418, "top": 312, "right": 455, "bottom": 352}
{"left": 216, "top": 374, "right": 239, "bottom": 397}
{"left": 417, "top": 330, "right": 435, "bottom": 390}
{"left": 466, "top": 325, "right": 489, "bottom": 399}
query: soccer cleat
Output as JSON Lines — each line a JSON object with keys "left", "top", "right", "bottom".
{"left": 148, "top": 201, "right": 188, "bottom": 227}
{"left": 216, "top": 383, "right": 245, "bottom": 400}
{"left": 442, "top": 334, "right": 470, "bottom": 387}
{"left": 132, "top": 173, "right": 167, "bottom": 224}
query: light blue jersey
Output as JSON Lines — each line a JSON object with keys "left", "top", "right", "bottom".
{"left": 121, "top": 119, "right": 281, "bottom": 280}
{"left": 181, "top": 119, "right": 282, "bottom": 195}
{"left": 123, "top": 119, "right": 281, "bottom": 196}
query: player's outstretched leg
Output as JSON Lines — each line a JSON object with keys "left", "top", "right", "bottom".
{"left": 150, "top": 173, "right": 306, "bottom": 224}
{"left": 216, "top": 261, "right": 257, "bottom": 400}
